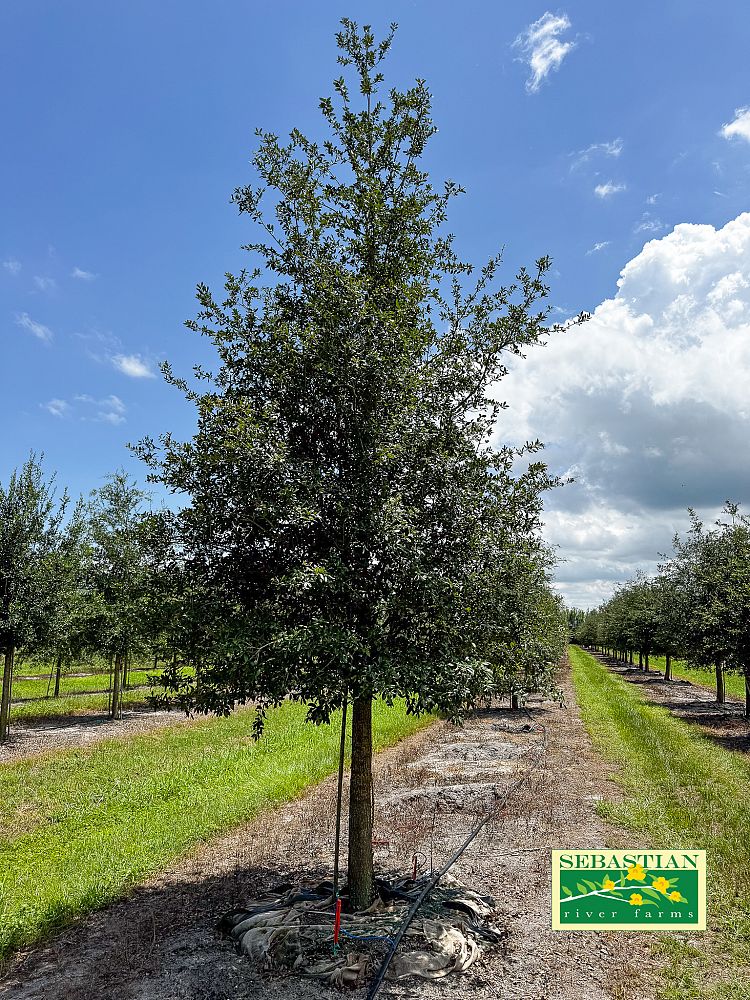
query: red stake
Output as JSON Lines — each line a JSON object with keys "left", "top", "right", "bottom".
{"left": 333, "top": 897, "right": 342, "bottom": 950}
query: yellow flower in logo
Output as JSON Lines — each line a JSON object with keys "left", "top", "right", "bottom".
{"left": 652, "top": 876, "right": 670, "bottom": 893}
{"left": 602, "top": 877, "right": 617, "bottom": 891}
{"left": 626, "top": 863, "right": 647, "bottom": 881}
{"left": 668, "top": 891, "right": 681, "bottom": 902}
{"left": 629, "top": 893, "right": 643, "bottom": 906}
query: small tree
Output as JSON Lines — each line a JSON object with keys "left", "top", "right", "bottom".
{"left": 40, "top": 498, "right": 92, "bottom": 698}
{"left": 0, "top": 455, "right": 68, "bottom": 741}
{"left": 88, "top": 471, "right": 152, "bottom": 719}
{"left": 137, "top": 21, "right": 566, "bottom": 908}
{"left": 673, "top": 506, "right": 750, "bottom": 715}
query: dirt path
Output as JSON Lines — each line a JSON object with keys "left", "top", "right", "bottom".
{"left": 592, "top": 652, "right": 750, "bottom": 754}
{"left": 0, "top": 707, "right": 196, "bottom": 764}
{"left": 1, "top": 663, "right": 656, "bottom": 1000}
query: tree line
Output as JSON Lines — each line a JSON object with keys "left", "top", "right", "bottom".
{"left": 570, "top": 504, "right": 750, "bottom": 716}
{"left": 0, "top": 458, "right": 178, "bottom": 739}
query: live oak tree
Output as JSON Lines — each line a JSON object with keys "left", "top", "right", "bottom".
{"left": 672, "top": 506, "right": 750, "bottom": 715}
{"left": 0, "top": 455, "right": 68, "bottom": 742}
{"left": 87, "top": 471, "right": 153, "bottom": 719}
{"left": 484, "top": 544, "right": 566, "bottom": 707}
{"left": 137, "top": 21, "right": 564, "bottom": 908}
{"left": 41, "top": 497, "right": 91, "bottom": 699}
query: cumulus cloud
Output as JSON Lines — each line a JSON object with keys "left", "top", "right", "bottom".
{"left": 111, "top": 353, "right": 155, "bottom": 378}
{"left": 16, "top": 312, "right": 53, "bottom": 343}
{"left": 513, "top": 12, "right": 575, "bottom": 94}
{"left": 2, "top": 259, "right": 21, "bottom": 275}
{"left": 497, "top": 211, "right": 750, "bottom": 607}
{"left": 71, "top": 266, "right": 96, "bottom": 281}
{"left": 594, "top": 181, "right": 626, "bottom": 198}
{"left": 720, "top": 107, "right": 750, "bottom": 143}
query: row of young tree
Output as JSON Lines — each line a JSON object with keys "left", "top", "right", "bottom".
{"left": 571, "top": 504, "right": 750, "bottom": 716}
{"left": 0, "top": 458, "right": 176, "bottom": 740}
{"left": 1, "top": 21, "right": 570, "bottom": 908}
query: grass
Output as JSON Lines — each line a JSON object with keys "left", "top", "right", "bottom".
{"left": 9, "top": 687, "right": 152, "bottom": 722}
{"left": 11, "top": 669, "right": 152, "bottom": 701}
{"left": 643, "top": 654, "right": 748, "bottom": 702}
{"left": 0, "top": 698, "right": 431, "bottom": 961}
{"left": 570, "top": 645, "right": 750, "bottom": 1000}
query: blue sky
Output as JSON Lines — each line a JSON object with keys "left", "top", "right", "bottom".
{"left": 3, "top": 2, "right": 750, "bottom": 606}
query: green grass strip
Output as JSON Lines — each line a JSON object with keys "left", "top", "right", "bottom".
{"left": 11, "top": 670, "right": 151, "bottom": 700}
{"left": 569, "top": 645, "right": 750, "bottom": 1000}
{"left": 9, "top": 687, "right": 150, "bottom": 723}
{"left": 0, "top": 699, "right": 431, "bottom": 960}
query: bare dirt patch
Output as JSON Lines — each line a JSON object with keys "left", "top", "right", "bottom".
{"left": 1, "top": 664, "right": 657, "bottom": 1000}
{"left": 0, "top": 708, "right": 196, "bottom": 764}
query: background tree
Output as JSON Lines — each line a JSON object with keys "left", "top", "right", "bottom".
{"left": 671, "top": 506, "right": 750, "bottom": 715}
{"left": 40, "top": 497, "right": 92, "bottom": 698}
{"left": 137, "top": 20, "right": 567, "bottom": 908}
{"left": 87, "top": 471, "right": 152, "bottom": 719}
{"left": 0, "top": 455, "right": 68, "bottom": 742}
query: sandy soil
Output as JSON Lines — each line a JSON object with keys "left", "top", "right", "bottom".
{"left": 1, "top": 662, "right": 657, "bottom": 1000}
{"left": 0, "top": 708, "right": 199, "bottom": 764}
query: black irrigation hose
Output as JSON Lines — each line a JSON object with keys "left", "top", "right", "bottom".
{"left": 365, "top": 707, "right": 547, "bottom": 1000}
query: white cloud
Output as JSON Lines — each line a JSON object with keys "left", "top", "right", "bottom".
{"left": 586, "top": 241, "right": 610, "bottom": 255}
{"left": 646, "top": 193, "right": 660, "bottom": 205}
{"left": 2, "top": 259, "right": 21, "bottom": 275}
{"left": 513, "top": 12, "right": 575, "bottom": 94}
{"left": 16, "top": 312, "right": 53, "bottom": 343}
{"left": 634, "top": 213, "right": 664, "bottom": 235}
{"left": 497, "top": 211, "right": 750, "bottom": 607}
{"left": 594, "top": 181, "right": 626, "bottom": 198}
{"left": 34, "top": 275, "right": 57, "bottom": 293}
{"left": 720, "top": 107, "right": 750, "bottom": 143}
{"left": 74, "top": 393, "right": 126, "bottom": 424}
{"left": 41, "top": 398, "right": 71, "bottom": 418}
{"left": 71, "top": 266, "right": 96, "bottom": 281}
{"left": 570, "top": 138, "right": 623, "bottom": 169}
{"left": 111, "top": 353, "right": 155, "bottom": 378}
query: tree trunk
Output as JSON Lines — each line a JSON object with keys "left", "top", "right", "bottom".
{"left": 744, "top": 664, "right": 749, "bottom": 719}
{"left": 664, "top": 652, "right": 672, "bottom": 682}
{"left": 510, "top": 692, "right": 520, "bottom": 710}
{"left": 629, "top": 650, "right": 633, "bottom": 665}
{"left": 638, "top": 651, "right": 642, "bottom": 669}
{"left": 0, "top": 646, "right": 14, "bottom": 743}
{"left": 716, "top": 662, "right": 725, "bottom": 705}
{"left": 644, "top": 652, "right": 649, "bottom": 672}
{"left": 111, "top": 652, "right": 123, "bottom": 720}
{"left": 54, "top": 653, "right": 63, "bottom": 698}
{"left": 347, "top": 695, "right": 373, "bottom": 910}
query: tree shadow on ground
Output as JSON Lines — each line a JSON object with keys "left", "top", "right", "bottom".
{"left": 2, "top": 862, "right": 335, "bottom": 1000}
